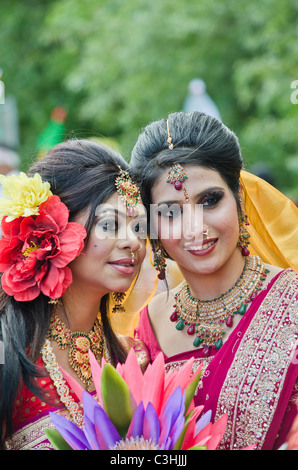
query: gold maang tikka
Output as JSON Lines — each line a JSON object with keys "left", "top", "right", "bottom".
{"left": 166, "top": 119, "right": 174, "bottom": 150}
{"left": 115, "top": 166, "right": 141, "bottom": 217}
{"left": 166, "top": 120, "right": 189, "bottom": 202}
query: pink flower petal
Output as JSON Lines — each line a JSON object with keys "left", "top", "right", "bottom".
{"left": 89, "top": 349, "right": 105, "bottom": 406}
{"left": 121, "top": 348, "right": 144, "bottom": 405}
{"left": 180, "top": 405, "right": 205, "bottom": 450}
{"left": 60, "top": 366, "right": 84, "bottom": 403}
{"left": 142, "top": 352, "right": 165, "bottom": 415}
{"left": 164, "top": 358, "right": 202, "bottom": 408}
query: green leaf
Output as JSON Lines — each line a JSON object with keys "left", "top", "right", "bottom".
{"left": 101, "top": 363, "right": 136, "bottom": 437}
{"left": 45, "top": 428, "right": 72, "bottom": 450}
{"left": 172, "top": 424, "right": 188, "bottom": 451}
{"left": 184, "top": 369, "right": 202, "bottom": 415}
{"left": 187, "top": 446, "right": 207, "bottom": 450}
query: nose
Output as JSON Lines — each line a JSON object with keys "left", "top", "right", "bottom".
{"left": 182, "top": 204, "right": 204, "bottom": 241}
{"left": 116, "top": 225, "right": 143, "bottom": 254}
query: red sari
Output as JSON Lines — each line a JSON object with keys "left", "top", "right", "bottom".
{"left": 135, "top": 268, "right": 298, "bottom": 450}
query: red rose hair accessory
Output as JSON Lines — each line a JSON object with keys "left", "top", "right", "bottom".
{"left": 0, "top": 173, "right": 87, "bottom": 302}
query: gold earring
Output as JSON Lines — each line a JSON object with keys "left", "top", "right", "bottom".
{"left": 237, "top": 211, "right": 250, "bottom": 257}
{"left": 48, "top": 298, "right": 62, "bottom": 305}
{"left": 152, "top": 241, "right": 167, "bottom": 280}
{"left": 112, "top": 292, "right": 126, "bottom": 313}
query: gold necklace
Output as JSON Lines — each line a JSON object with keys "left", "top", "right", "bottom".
{"left": 47, "top": 313, "right": 104, "bottom": 391}
{"left": 171, "top": 256, "right": 269, "bottom": 356}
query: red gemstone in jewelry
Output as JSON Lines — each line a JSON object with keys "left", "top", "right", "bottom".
{"left": 170, "top": 312, "right": 178, "bottom": 322}
{"left": 241, "top": 246, "right": 250, "bottom": 257}
{"left": 202, "top": 346, "right": 211, "bottom": 357}
{"left": 187, "top": 323, "right": 195, "bottom": 335}
{"left": 158, "top": 269, "right": 166, "bottom": 280}
{"left": 174, "top": 181, "right": 183, "bottom": 190}
{"left": 226, "top": 315, "right": 233, "bottom": 328}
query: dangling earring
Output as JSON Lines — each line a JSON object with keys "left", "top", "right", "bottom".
{"left": 237, "top": 210, "right": 250, "bottom": 257}
{"left": 112, "top": 292, "right": 126, "bottom": 313}
{"left": 152, "top": 241, "right": 167, "bottom": 280}
{"left": 48, "top": 298, "right": 62, "bottom": 305}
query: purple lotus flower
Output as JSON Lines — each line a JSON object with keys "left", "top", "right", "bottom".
{"left": 50, "top": 386, "right": 186, "bottom": 450}
{"left": 47, "top": 350, "right": 230, "bottom": 450}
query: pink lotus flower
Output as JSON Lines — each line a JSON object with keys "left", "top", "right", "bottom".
{"left": 0, "top": 195, "right": 86, "bottom": 301}
{"left": 48, "top": 349, "right": 228, "bottom": 450}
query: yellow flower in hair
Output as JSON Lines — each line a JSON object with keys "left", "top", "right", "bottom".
{"left": 0, "top": 172, "right": 52, "bottom": 222}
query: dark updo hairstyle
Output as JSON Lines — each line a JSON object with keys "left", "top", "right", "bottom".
{"left": 0, "top": 139, "right": 129, "bottom": 447}
{"left": 130, "top": 111, "right": 243, "bottom": 217}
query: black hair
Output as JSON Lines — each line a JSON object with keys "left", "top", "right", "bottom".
{"left": 130, "top": 111, "right": 244, "bottom": 263}
{"left": 130, "top": 111, "right": 243, "bottom": 212}
{"left": 0, "top": 138, "right": 129, "bottom": 447}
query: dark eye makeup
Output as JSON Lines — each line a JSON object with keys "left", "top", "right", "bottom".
{"left": 199, "top": 190, "right": 225, "bottom": 208}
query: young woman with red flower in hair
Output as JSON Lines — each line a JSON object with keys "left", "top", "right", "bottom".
{"left": 0, "top": 139, "right": 153, "bottom": 449}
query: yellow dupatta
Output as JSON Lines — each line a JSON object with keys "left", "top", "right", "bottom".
{"left": 240, "top": 170, "right": 298, "bottom": 273}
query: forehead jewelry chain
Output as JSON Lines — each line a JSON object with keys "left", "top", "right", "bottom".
{"left": 170, "top": 255, "right": 270, "bottom": 357}
{"left": 165, "top": 120, "right": 189, "bottom": 201}
{"left": 166, "top": 119, "right": 174, "bottom": 150}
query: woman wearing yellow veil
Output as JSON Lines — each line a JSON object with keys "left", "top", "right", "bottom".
{"left": 130, "top": 111, "right": 298, "bottom": 450}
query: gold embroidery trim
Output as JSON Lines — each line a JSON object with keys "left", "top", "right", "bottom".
{"left": 5, "top": 413, "right": 57, "bottom": 450}
{"left": 41, "top": 339, "right": 84, "bottom": 428}
{"left": 215, "top": 269, "right": 298, "bottom": 449}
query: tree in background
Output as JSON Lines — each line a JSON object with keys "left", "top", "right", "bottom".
{"left": 1, "top": 0, "right": 297, "bottom": 198}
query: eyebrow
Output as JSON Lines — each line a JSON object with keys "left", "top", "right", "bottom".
{"left": 96, "top": 209, "right": 146, "bottom": 219}
{"left": 156, "top": 186, "right": 225, "bottom": 206}
{"left": 96, "top": 209, "right": 124, "bottom": 218}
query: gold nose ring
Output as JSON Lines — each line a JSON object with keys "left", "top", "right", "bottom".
{"left": 202, "top": 226, "right": 209, "bottom": 236}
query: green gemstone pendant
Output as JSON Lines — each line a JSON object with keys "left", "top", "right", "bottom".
{"left": 215, "top": 339, "right": 223, "bottom": 350}
{"left": 237, "top": 303, "right": 247, "bottom": 315}
{"left": 176, "top": 319, "right": 185, "bottom": 331}
{"left": 193, "top": 336, "right": 203, "bottom": 347}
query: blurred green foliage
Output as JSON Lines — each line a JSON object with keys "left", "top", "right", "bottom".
{"left": 1, "top": 0, "right": 297, "bottom": 197}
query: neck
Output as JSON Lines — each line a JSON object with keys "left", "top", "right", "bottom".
{"left": 179, "top": 249, "right": 246, "bottom": 301}
{"left": 56, "top": 287, "right": 105, "bottom": 332}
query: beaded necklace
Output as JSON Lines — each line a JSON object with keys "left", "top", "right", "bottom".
{"left": 47, "top": 313, "right": 104, "bottom": 392}
{"left": 170, "top": 256, "right": 269, "bottom": 357}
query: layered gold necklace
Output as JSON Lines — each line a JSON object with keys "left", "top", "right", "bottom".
{"left": 47, "top": 313, "right": 104, "bottom": 391}
{"left": 171, "top": 256, "right": 269, "bottom": 357}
